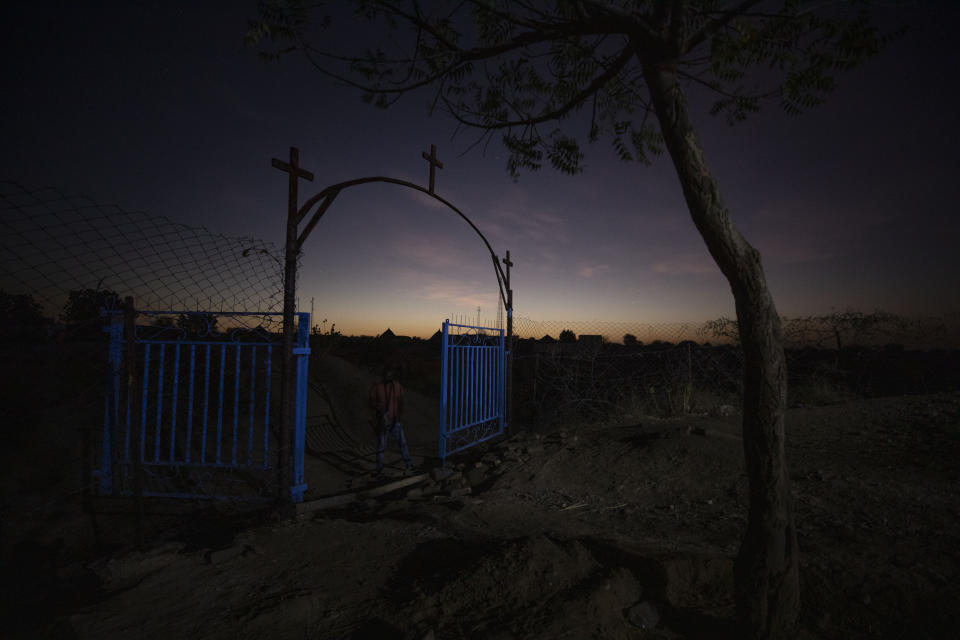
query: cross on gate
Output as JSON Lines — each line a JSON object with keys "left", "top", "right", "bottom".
{"left": 421, "top": 144, "right": 443, "bottom": 194}
{"left": 272, "top": 147, "right": 315, "bottom": 195}
{"left": 502, "top": 251, "right": 513, "bottom": 288}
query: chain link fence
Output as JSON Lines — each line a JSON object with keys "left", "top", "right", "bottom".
{"left": 1, "top": 183, "right": 292, "bottom": 533}
{"left": 511, "top": 314, "right": 960, "bottom": 426}
{"left": 1, "top": 181, "right": 287, "bottom": 339}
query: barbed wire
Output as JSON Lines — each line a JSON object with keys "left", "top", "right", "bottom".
{"left": 1, "top": 182, "right": 286, "bottom": 333}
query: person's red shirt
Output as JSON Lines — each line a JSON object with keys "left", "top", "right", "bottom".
{"left": 369, "top": 379, "right": 404, "bottom": 422}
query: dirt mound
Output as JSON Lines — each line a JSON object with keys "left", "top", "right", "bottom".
{"left": 378, "top": 534, "right": 649, "bottom": 639}
{"left": 5, "top": 390, "right": 959, "bottom": 639}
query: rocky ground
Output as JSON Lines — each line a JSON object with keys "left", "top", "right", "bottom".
{"left": 2, "top": 351, "right": 958, "bottom": 639}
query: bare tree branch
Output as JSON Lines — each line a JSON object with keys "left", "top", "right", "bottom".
{"left": 685, "top": 0, "right": 766, "bottom": 53}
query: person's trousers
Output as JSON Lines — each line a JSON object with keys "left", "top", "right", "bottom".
{"left": 377, "top": 421, "right": 412, "bottom": 473}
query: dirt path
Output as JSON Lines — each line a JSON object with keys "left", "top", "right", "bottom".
{"left": 4, "top": 391, "right": 959, "bottom": 639}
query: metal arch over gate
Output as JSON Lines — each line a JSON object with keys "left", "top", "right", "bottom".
{"left": 440, "top": 320, "right": 506, "bottom": 466}
{"left": 96, "top": 309, "right": 311, "bottom": 502}
{"left": 272, "top": 145, "right": 517, "bottom": 472}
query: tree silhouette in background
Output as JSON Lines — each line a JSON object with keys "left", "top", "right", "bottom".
{"left": 176, "top": 313, "right": 219, "bottom": 338}
{"left": 61, "top": 289, "right": 119, "bottom": 338}
{"left": 246, "top": 2, "right": 897, "bottom": 635}
{"left": 558, "top": 328, "right": 577, "bottom": 343}
{"left": 0, "top": 290, "right": 45, "bottom": 342}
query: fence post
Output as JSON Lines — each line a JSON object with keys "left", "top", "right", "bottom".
{"left": 273, "top": 146, "right": 314, "bottom": 502}
{"left": 290, "top": 312, "right": 310, "bottom": 502}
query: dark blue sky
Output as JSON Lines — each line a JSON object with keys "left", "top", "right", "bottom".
{"left": 3, "top": 1, "right": 958, "bottom": 336}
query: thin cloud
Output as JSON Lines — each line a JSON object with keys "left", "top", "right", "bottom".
{"left": 417, "top": 279, "right": 499, "bottom": 309}
{"left": 390, "top": 231, "right": 464, "bottom": 268}
{"left": 485, "top": 192, "right": 571, "bottom": 246}
{"left": 651, "top": 254, "right": 719, "bottom": 276}
{"left": 578, "top": 262, "right": 611, "bottom": 278}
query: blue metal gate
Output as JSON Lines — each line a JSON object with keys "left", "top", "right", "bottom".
{"left": 96, "top": 310, "right": 310, "bottom": 502}
{"left": 439, "top": 320, "right": 505, "bottom": 466}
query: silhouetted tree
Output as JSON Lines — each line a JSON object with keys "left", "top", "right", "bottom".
{"left": 247, "top": 3, "right": 896, "bottom": 635}
{"left": 623, "top": 333, "right": 638, "bottom": 347}
{"left": 0, "top": 290, "right": 45, "bottom": 341}
{"left": 61, "top": 288, "right": 119, "bottom": 337}
{"left": 176, "top": 313, "right": 218, "bottom": 337}
{"left": 558, "top": 329, "right": 577, "bottom": 343}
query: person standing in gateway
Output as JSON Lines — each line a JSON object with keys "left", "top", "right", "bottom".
{"left": 369, "top": 365, "right": 412, "bottom": 477}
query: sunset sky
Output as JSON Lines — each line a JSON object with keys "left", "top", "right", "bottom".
{"left": 3, "top": 1, "right": 958, "bottom": 338}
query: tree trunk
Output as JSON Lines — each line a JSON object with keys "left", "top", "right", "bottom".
{"left": 643, "top": 63, "right": 800, "bottom": 639}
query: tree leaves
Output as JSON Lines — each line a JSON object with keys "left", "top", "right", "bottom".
{"left": 246, "top": 1, "right": 895, "bottom": 175}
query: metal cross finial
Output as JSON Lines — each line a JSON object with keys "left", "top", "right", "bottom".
{"left": 422, "top": 144, "right": 443, "bottom": 194}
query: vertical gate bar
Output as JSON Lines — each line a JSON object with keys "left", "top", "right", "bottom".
{"left": 140, "top": 344, "right": 151, "bottom": 464}
{"left": 482, "top": 344, "right": 487, "bottom": 425}
{"left": 471, "top": 344, "right": 476, "bottom": 428}
{"left": 216, "top": 344, "right": 226, "bottom": 465}
{"left": 452, "top": 342, "right": 457, "bottom": 434}
{"left": 263, "top": 344, "right": 273, "bottom": 469}
{"left": 488, "top": 344, "right": 493, "bottom": 422}
{"left": 482, "top": 344, "right": 487, "bottom": 424}
{"left": 457, "top": 345, "right": 463, "bottom": 431}
{"left": 491, "top": 341, "right": 496, "bottom": 427}
{"left": 170, "top": 343, "right": 181, "bottom": 462}
{"left": 233, "top": 344, "right": 241, "bottom": 465}
{"left": 477, "top": 345, "right": 482, "bottom": 426}
{"left": 481, "top": 345, "right": 486, "bottom": 424}
{"left": 186, "top": 345, "right": 195, "bottom": 463}
{"left": 486, "top": 345, "right": 491, "bottom": 423}
{"left": 248, "top": 346, "right": 257, "bottom": 466}
{"left": 450, "top": 342, "right": 456, "bottom": 435}
{"left": 479, "top": 344, "right": 484, "bottom": 426}
{"left": 473, "top": 344, "right": 479, "bottom": 427}
{"left": 201, "top": 344, "right": 211, "bottom": 463}
{"left": 468, "top": 344, "right": 473, "bottom": 427}
{"left": 491, "top": 340, "right": 496, "bottom": 428}
{"left": 154, "top": 344, "right": 165, "bottom": 462}
{"left": 470, "top": 345, "right": 483, "bottom": 424}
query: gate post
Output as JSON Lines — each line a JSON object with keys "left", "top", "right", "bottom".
{"left": 290, "top": 312, "right": 310, "bottom": 502}
{"left": 439, "top": 320, "right": 449, "bottom": 468}
{"left": 273, "top": 146, "right": 314, "bottom": 502}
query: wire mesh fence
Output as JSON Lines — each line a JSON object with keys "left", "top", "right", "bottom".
{"left": 1, "top": 183, "right": 294, "bottom": 519}
{"left": 510, "top": 313, "right": 960, "bottom": 426}
{"left": 0, "top": 181, "right": 287, "bottom": 338}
